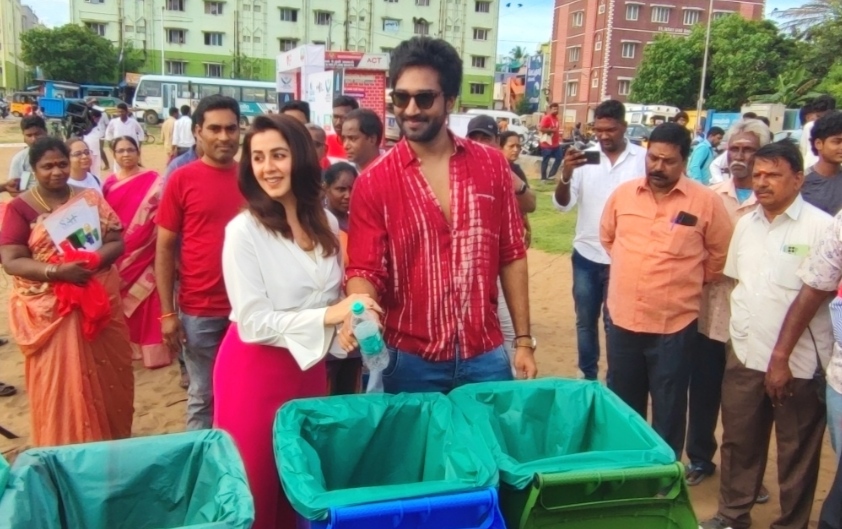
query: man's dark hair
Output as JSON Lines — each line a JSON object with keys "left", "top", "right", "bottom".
{"left": 169, "top": 107, "right": 179, "bottom": 117}
{"left": 389, "top": 37, "right": 463, "bottom": 99}
{"left": 708, "top": 126, "right": 725, "bottom": 137}
{"left": 180, "top": 105, "right": 191, "bottom": 116}
{"left": 548, "top": 102, "right": 559, "bottom": 109}
{"left": 281, "top": 100, "right": 312, "bottom": 121}
{"left": 332, "top": 95, "right": 359, "bottom": 110}
{"left": 675, "top": 111, "right": 689, "bottom": 122}
{"left": 757, "top": 116, "right": 770, "bottom": 127}
{"left": 116, "top": 102, "right": 128, "bottom": 111}
{"left": 810, "top": 110, "right": 842, "bottom": 155}
{"left": 343, "top": 108, "right": 384, "bottom": 144}
{"left": 193, "top": 94, "right": 240, "bottom": 128}
{"left": 756, "top": 141, "right": 804, "bottom": 174}
{"left": 800, "top": 101, "right": 813, "bottom": 125}
{"left": 742, "top": 111, "right": 758, "bottom": 120}
{"left": 20, "top": 115, "right": 46, "bottom": 132}
{"left": 813, "top": 94, "right": 837, "bottom": 114}
{"left": 594, "top": 100, "right": 625, "bottom": 122}
{"left": 648, "top": 122, "right": 692, "bottom": 160}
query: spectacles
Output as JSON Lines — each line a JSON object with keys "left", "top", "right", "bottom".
{"left": 390, "top": 90, "right": 441, "bottom": 110}
{"left": 70, "top": 149, "right": 92, "bottom": 157}
{"left": 114, "top": 148, "right": 138, "bottom": 155}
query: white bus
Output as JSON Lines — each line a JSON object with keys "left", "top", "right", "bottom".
{"left": 131, "top": 74, "right": 278, "bottom": 125}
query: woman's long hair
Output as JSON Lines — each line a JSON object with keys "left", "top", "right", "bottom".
{"left": 239, "top": 114, "right": 339, "bottom": 256}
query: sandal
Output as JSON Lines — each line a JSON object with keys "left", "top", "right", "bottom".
{"left": 0, "top": 382, "right": 17, "bottom": 397}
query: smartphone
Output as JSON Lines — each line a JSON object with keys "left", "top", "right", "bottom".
{"left": 584, "top": 151, "right": 600, "bottom": 165}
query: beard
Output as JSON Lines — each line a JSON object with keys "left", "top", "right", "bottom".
{"left": 397, "top": 112, "right": 447, "bottom": 143}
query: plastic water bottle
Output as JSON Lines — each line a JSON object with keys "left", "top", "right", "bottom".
{"left": 351, "top": 301, "right": 389, "bottom": 372}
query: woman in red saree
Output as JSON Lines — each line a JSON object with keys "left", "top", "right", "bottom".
{"left": 102, "top": 136, "right": 171, "bottom": 368}
{"left": 0, "top": 137, "right": 133, "bottom": 446}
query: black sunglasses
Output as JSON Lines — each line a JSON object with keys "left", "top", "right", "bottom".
{"left": 390, "top": 90, "right": 441, "bottom": 110}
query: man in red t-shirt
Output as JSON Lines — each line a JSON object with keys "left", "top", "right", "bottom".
{"left": 325, "top": 95, "right": 359, "bottom": 159}
{"left": 156, "top": 94, "right": 244, "bottom": 430}
{"left": 539, "top": 102, "right": 562, "bottom": 181}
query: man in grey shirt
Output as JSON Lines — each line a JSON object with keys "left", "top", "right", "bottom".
{"left": 802, "top": 110, "right": 842, "bottom": 215}
{"left": 3, "top": 116, "right": 47, "bottom": 195}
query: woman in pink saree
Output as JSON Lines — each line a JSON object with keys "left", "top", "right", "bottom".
{"left": 102, "top": 136, "right": 171, "bottom": 368}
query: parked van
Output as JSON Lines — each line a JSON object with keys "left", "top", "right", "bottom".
{"left": 466, "top": 109, "right": 529, "bottom": 140}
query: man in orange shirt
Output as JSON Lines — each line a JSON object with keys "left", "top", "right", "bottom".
{"left": 600, "top": 122, "right": 733, "bottom": 457}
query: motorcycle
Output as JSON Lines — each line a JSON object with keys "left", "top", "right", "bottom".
{"left": 0, "top": 99, "right": 10, "bottom": 119}
{"left": 521, "top": 130, "right": 540, "bottom": 156}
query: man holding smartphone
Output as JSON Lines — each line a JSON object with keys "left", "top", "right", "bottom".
{"left": 539, "top": 103, "right": 563, "bottom": 181}
{"left": 553, "top": 100, "right": 646, "bottom": 381}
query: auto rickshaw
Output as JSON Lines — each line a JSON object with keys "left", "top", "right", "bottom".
{"left": 10, "top": 92, "right": 39, "bottom": 117}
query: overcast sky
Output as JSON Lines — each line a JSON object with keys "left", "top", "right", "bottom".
{"left": 24, "top": 0, "right": 808, "bottom": 57}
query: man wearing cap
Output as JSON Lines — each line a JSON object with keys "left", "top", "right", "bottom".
{"left": 553, "top": 100, "right": 646, "bottom": 381}
{"left": 466, "top": 114, "right": 536, "bottom": 370}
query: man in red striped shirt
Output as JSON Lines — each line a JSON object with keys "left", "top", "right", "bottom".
{"left": 339, "top": 37, "right": 537, "bottom": 394}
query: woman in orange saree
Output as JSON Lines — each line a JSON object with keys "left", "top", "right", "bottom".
{"left": 0, "top": 137, "right": 134, "bottom": 447}
{"left": 103, "top": 136, "right": 170, "bottom": 368}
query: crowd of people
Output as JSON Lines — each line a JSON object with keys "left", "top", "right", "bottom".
{"left": 2, "top": 33, "right": 842, "bottom": 529}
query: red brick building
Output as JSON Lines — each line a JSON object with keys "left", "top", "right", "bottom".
{"left": 549, "top": 0, "right": 765, "bottom": 127}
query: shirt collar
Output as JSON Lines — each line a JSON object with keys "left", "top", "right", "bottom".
{"left": 394, "top": 129, "right": 467, "bottom": 168}
{"left": 636, "top": 174, "right": 691, "bottom": 196}
{"left": 752, "top": 193, "right": 805, "bottom": 223}
{"left": 717, "top": 178, "right": 757, "bottom": 207}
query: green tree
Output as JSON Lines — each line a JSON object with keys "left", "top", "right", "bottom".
{"left": 629, "top": 33, "right": 701, "bottom": 109}
{"left": 749, "top": 67, "right": 821, "bottom": 107}
{"left": 818, "top": 61, "right": 842, "bottom": 103}
{"left": 120, "top": 42, "right": 146, "bottom": 75}
{"left": 21, "top": 24, "right": 119, "bottom": 83}
{"left": 629, "top": 16, "right": 797, "bottom": 111}
{"left": 509, "top": 46, "right": 527, "bottom": 62}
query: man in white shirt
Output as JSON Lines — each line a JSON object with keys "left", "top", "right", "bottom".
{"left": 104, "top": 103, "right": 144, "bottom": 145}
{"left": 686, "top": 119, "right": 770, "bottom": 488}
{"left": 172, "top": 105, "right": 195, "bottom": 156}
{"left": 3, "top": 115, "right": 48, "bottom": 194}
{"left": 553, "top": 100, "right": 646, "bottom": 380}
{"left": 800, "top": 95, "right": 836, "bottom": 171}
{"left": 700, "top": 141, "right": 833, "bottom": 529}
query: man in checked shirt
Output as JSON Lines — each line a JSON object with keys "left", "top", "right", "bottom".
{"left": 338, "top": 37, "right": 537, "bottom": 393}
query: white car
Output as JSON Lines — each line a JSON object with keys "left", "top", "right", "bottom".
{"left": 465, "top": 109, "right": 530, "bottom": 141}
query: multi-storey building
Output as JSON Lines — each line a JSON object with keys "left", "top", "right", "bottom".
{"left": 0, "top": 0, "right": 41, "bottom": 91}
{"left": 549, "top": 0, "right": 764, "bottom": 126}
{"left": 70, "top": 0, "right": 500, "bottom": 108}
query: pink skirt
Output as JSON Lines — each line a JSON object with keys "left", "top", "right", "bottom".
{"left": 213, "top": 325, "right": 327, "bottom": 529}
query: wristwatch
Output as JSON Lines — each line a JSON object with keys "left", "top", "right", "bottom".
{"left": 513, "top": 335, "right": 537, "bottom": 350}
{"left": 515, "top": 181, "right": 528, "bottom": 195}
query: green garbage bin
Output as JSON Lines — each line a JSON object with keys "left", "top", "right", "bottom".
{"left": 274, "top": 393, "right": 499, "bottom": 522}
{"left": 0, "top": 430, "right": 254, "bottom": 529}
{"left": 449, "top": 378, "right": 697, "bottom": 529}
{"left": 0, "top": 452, "right": 9, "bottom": 496}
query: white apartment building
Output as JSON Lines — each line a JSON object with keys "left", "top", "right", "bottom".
{"left": 70, "top": 0, "right": 499, "bottom": 106}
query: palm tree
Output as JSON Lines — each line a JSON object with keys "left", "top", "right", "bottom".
{"left": 772, "top": 0, "right": 842, "bottom": 35}
{"left": 509, "top": 46, "right": 527, "bottom": 63}
{"left": 749, "top": 67, "right": 822, "bottom": 107}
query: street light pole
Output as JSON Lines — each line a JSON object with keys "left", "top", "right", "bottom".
{"left": 695, "top": 0, "right": 714, "bottom": 126}
{"left": 160, "top": 5, "right": 165, "bottom": 75}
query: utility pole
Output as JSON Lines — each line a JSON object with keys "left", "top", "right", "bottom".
{"left": 160, "top": 4, "right": 165, "bottom": 75}
{"left": 118, "top": 0, "right": 124, "bottom": 84}
{"left": 695, "top": 0, "right": 715, "bottom": 126}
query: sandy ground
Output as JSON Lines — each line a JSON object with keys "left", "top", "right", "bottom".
{"left": 0, "top": 124, "right": 835, "bottom": 526}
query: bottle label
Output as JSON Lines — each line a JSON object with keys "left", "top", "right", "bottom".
{"left": 355, "top": 321, "right": 385, "bottom": 356}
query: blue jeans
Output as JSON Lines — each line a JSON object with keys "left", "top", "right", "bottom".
{"left": 571, "top": 250, "right": 611, "bottom": 380}
{"left": 381, "top": 345, "right": 513, "bottom": 394}
{"left": 180, "top": 313, "right": 230, "bottom": 430}
{"left": 828, "top": 384, "right": 842, "bottom": 459}
{"left": 541, "top": 145, "right": 563, "bottom": 180}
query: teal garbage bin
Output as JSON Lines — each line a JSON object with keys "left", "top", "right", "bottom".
{"left": 274, "top": 392, "right": 499, "bottom": 523}
{"left": 0, "top": 430, "right": 254, "bottom": 529}
{"left": 450, "top": 378, "right": 697, "bottom": 529}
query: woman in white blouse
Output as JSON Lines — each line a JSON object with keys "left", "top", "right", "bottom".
{"left": 66, "top": 137, "right": 102, "bottom": 193}
{"left": 213, "top": 114, "right": 378, "bottom": 529}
